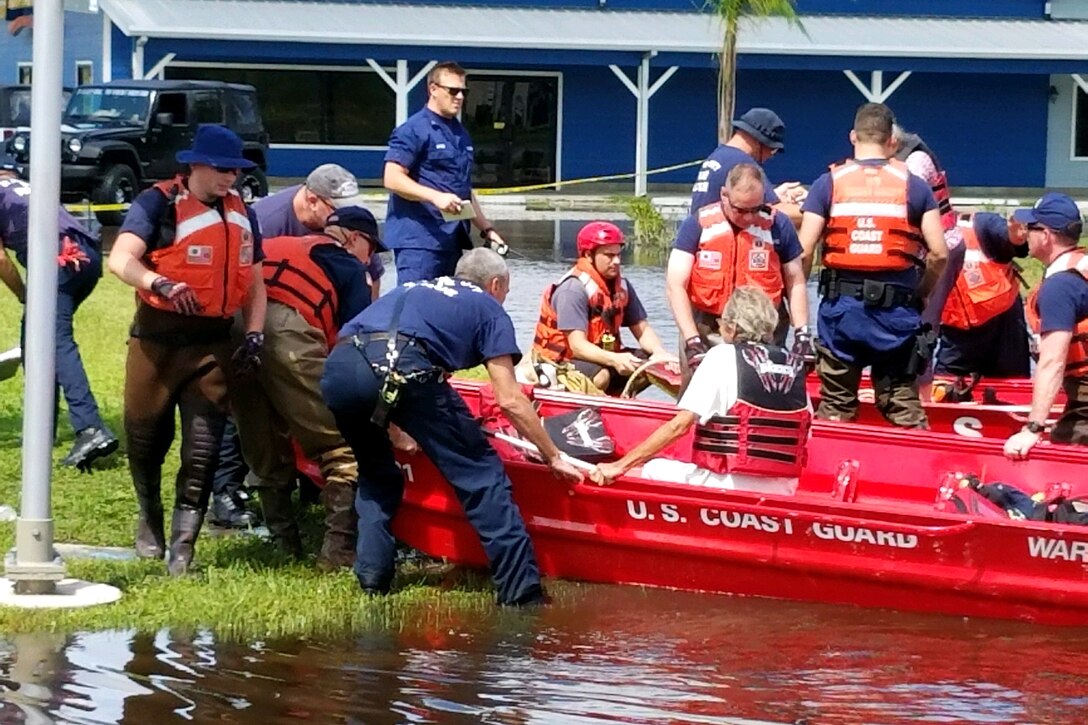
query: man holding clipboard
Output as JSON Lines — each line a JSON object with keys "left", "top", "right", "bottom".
{"left": 383, "top": 61, "right": 507, "bottom": 284}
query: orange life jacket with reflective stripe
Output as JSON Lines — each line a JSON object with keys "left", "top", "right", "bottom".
{"left": 533, "top": 257, "right": 628, "bottom": 363}
{"left": 262, "top": 234, "right": 341, "bottom": 351}
{"left": 692, "top": 342, "right": 810, "bottom": 478}
{"left": 940, "top": 215, "right": 1020, "bottom": 330}
{"left": 688, "top": 203, "right": 784, "bottom": 315}
{"left": 823, "top": 159, "right": 926, "bottom": 272}
{"left": 1026, "top": 249, "right": 1088, "bottom": 377}
{"left": 137, "top": 176, "right": 254, "bottom": 317}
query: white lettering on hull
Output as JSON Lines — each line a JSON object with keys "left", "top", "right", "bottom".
{"left": 1028, "top": 536, "right": 1088, "bottom": 562}
{"left": 811, "top": 522, "right": 918, "bottom": 549}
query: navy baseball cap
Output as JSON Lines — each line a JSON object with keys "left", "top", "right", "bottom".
{"left": 325, "top": 206, "right": 385, "bottom": 252}
{"left": 1012, "top": 192, "right": 1083, "bottom": 236}
{"left": 733, "top": 108, "right": 786, "bottom": 151}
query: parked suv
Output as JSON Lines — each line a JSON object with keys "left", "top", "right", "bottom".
{"left": 0, "top": 85, "right": 72, "bottom": 142}
{"left": 6, "top": 79, "right": 269, "bottom": 225}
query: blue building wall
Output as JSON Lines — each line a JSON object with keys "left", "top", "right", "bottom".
{"left": 0, "top": 10, "right": 102, "bottom": 86}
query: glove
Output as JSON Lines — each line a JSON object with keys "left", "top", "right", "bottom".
{"left": 791, "top": 326, "right": 816, "bottom": 367}
{"left": 684, "top": 335, "right": 708, "bottom": 370}
{"left": 151, "top": 276, "right": 204, "bottom": 315}
{"left": 231, "top": 331, "right": 265, "bottom": 379}
{"left": 485, "top": 237, "right": 509, "bottom": 257}
{"left": 56, "top": 236, "right": 91, "bottom": 271}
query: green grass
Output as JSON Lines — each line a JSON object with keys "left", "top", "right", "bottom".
{"left": 0, "top": 276, "right": 502, "bottom": 637}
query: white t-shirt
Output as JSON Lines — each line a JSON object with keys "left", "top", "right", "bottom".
{"left": 641, "top": 342, "right": 800, "bottom": 496}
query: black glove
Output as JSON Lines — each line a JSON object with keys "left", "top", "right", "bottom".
{"left": 151, "top": 276, "right": 204, "bottom": 315}
{"left": 231, "top": 331, "right": 264, "bottom": 379}
{"left": 684, "top": 336, "right": 708, "bottom": 370}
{"left": 906, "top": 324, "right": 938, "bottom": 377}
{"left": 791, "top": 326, "right": 816, "bottom": 368}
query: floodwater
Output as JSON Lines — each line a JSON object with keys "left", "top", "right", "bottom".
{"left": 18, "top": 217, "right": 1084, "bottom": 724}
{"left": 3, "top": 587, "right": 1088, "bottom": 724}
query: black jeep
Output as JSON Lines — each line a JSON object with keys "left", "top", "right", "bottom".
{"left": 7, "top": 79, "right": 270, "bottom": 225}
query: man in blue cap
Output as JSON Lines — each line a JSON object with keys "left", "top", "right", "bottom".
{"left": 383, "top": 61, "right": 507, "bottom": 284}
{"left": 108, "top": 124, "right": 266, "bottom": 575}
{"left": 230, "top": 206, "right": 380, "bottom": 569}
{"left": 1004, "top": 193, "right": 1088, "bottom": 459}
{"left": 690, "top": 107, "right": 805, "bottom": 225}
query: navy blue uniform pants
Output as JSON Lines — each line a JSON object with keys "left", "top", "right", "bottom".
{"left": 392, "top": 248, "right": 462, "bottom": 285}
{"left": 24, "top": 238, "right": 105, "bottom": 434}
{"left": 935, "top": 300, "right": 1031, "bottom": 379}
{"left": 320, "top": 339, "right": 542, "bottom": 605}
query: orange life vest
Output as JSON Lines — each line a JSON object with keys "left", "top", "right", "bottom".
{"left": 940, "top": 215, "right": 1020, "bottom": 330}
{"left": 1026, "top": 249, "right": 1088, "bottom": 377}
{"left": 688, "top": 202, "right": 784, "bottom": 315}
{"left": 823, "top": 159, "right": 926, "bottom": 272}
{"left": 533, "top": 257, "right": 628, "bottom": 363}
{"left": 692, "top": 342, "right": 810, "bottom": 478}
{"left": 262, "top": 234, "right": 341, "bottom": 351}
{"left": 137, "top": 176, "right": 254, "bottom": 318}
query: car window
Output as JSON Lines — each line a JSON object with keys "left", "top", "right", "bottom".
{"left": 154, "top": 92, "right": 187, "bottom": 125}
{"left": 9, "top": 89, "right": 30, "bottom": 126}
{"left": 191, "top": 92, "right": 222, "bottom": 124}
{"left": 225, "top": 90, "right": 263, "bottom": 134}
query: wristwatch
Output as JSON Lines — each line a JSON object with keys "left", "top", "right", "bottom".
{"left": 1024, "top": 420, "right": 1047, "bottom": 434}
{"left": 479, "top": 227, "right": 495, "bottom": 241}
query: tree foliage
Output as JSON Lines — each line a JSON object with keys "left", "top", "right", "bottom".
{"left": 709, "top": 0, "right": 800, "bottom": 143}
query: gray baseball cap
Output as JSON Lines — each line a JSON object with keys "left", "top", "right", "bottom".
{"left": 305, "top": 163, "right": 366, "bottom": 207}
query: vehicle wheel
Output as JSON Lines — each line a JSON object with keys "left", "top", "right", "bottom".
{"left": 91, "top": 164, "right": 138, "bottom": 227}
{"left": 236, "top": 167, "right": 268, "bottom": 203}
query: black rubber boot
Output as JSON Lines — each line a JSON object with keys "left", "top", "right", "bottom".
{"left": 259, "top": 487, "right": 303, "bottom": 559}
{"left": 127, "top": 420, "right": 173, "bottom": 560}
{"left": 166, "top": 506, "right": 204, "bottom": 576}
{"left": 316, "top": 481, "right": 358, "bottom": 572}
{"left": 62, "top": 426, "right": 120, "bottom": 471}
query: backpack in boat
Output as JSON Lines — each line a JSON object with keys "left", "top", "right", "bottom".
{"left": 541, "top": 407, "right": 615, "bottom": 463}
{"left": 1030, "top": 483, "right": 1088, "bottom": 526}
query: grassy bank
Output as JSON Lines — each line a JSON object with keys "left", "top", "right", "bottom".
{"left": 0, "top": 276, "right": 502, "bottom": 638}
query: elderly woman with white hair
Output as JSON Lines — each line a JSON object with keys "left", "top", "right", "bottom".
{"left": 590, "top": 286, "right": 811, "bottom": 494}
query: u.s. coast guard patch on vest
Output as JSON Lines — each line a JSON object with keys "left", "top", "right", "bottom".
{"left": 698, "top": 250, "right": 722, "bottom": 270}
{"left": 186, "top": 245, "right": 213, "bottom": 265}
{"left": 749, "top": 248, "right": 769, "bottom": 270}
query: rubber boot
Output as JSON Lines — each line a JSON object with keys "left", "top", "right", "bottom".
{"left": 132, "top": 465, "right": 166, "bottom": 559}
{"left": 316, "top": 481, "right": 358, "bottom": 572}
{"left": 166, "top": 506, "right": 204, "bottom": 576}
{"left": 259, "top": 486, "right": 303, "bottom": 559}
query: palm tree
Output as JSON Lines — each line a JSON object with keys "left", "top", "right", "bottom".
{"left": 711, "top": 0, "right": 801, "bottom": 143}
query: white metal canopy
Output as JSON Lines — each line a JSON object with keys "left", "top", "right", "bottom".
{"left": 99, "top": 0, "right": 1088, "bottom": 61}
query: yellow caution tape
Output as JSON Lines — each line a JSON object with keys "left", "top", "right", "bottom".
{"left": 475, "top": 159, "right": 703, "bottom": 195}
{"left": 58, "top": 159, "right": 704, "bottom": 214}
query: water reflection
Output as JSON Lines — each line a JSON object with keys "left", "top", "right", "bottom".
{"left": 3, "top": 587, "right": 1088, "bottom": 724}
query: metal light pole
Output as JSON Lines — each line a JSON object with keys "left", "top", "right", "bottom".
{"left": 4, "top": 0, "right": 68, "bottom": 594}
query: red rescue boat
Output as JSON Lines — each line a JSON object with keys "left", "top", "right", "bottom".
{"left": 393, "top": 379, "right": 1088, "bottom": 626}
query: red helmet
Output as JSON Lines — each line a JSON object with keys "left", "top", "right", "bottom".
{"left": 576, "top": 221, "right": 625, "bottom": 254}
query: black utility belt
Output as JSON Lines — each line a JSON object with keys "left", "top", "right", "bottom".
{"left": 819, "top": 270, "right": 916, "bottom": 309}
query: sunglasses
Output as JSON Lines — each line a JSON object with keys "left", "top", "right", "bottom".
{"left": 434, "top": 84, "right": 469, "bottom": 98}
{"left": 1026, "top": 224, "right": 1048, "bottom": 232}
{"left": 214, "top": 166, "right": 241, "bottom": 175}
{"left": 729, "top": 199, "right": 772, "bottom": 215}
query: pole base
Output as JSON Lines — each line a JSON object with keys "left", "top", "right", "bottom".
{"left": 0, "top": 577, "right": 122, "bottom": 609}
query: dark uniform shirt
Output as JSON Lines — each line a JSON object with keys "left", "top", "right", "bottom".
{"left": 0, "top": 177, "right": 96, "bottom": 266}
{"left": 341, "top": 277, "right": 520, "bottom": 370}
{"left": 307, "top": 242, "right": 371, "bottom": 329}
{"left": 803, "top": 159, "right": 937, "bottom": 362}
{"left": 690, "top": 145, "right": 777, "bottom": 211}
{"left": 251, "top": 184, "right": 384, "bottom": 281}
{"left": 383, "top": 107, "right": 475, "bottom": 253}
{"left": 1038, "top": 266, "right": 1088, "bottom": 335}
{"left": 552, "top": 276, "right": 647, "bottom": 331}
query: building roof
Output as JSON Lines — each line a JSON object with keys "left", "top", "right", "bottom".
{"left": 100, "top": 0, "right": 1088, "bottom": 61}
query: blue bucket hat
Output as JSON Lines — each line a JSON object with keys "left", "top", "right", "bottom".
{"left": 733, "top": 108, "right": 786, "bottom": 151}
{"left": 176, "top": 124, "right": 256, "bottom": 169}
{"left": 1012, "top": 192, "right": 1083, "bottom": 236}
